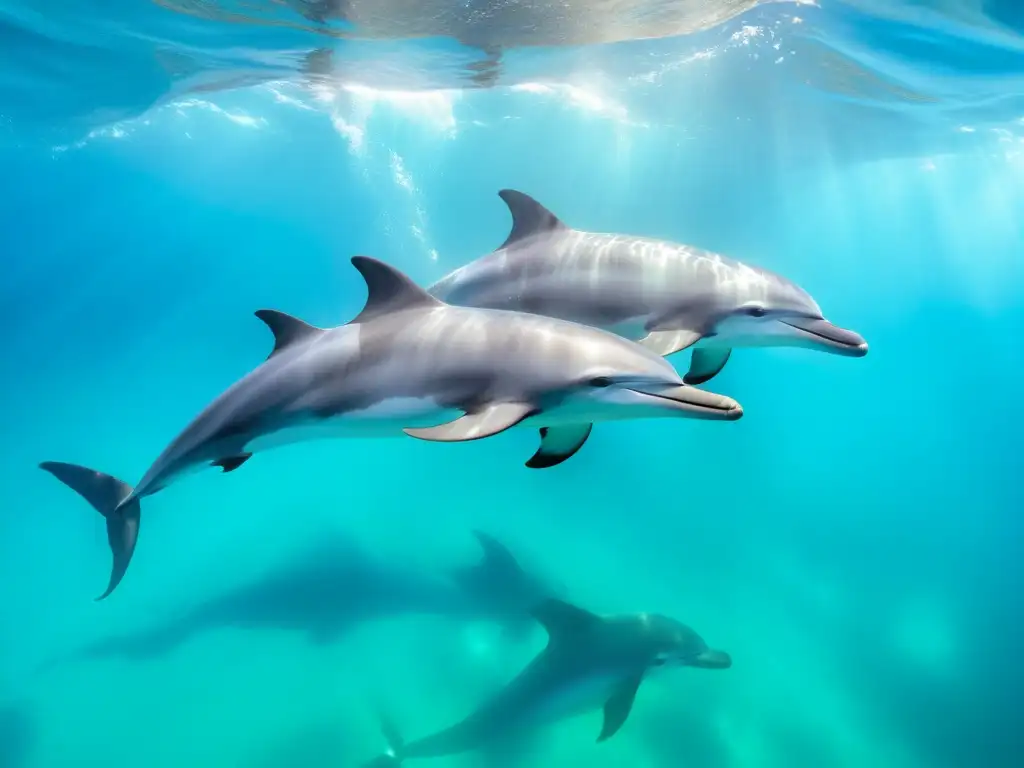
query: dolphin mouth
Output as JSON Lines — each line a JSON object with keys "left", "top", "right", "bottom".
{"left": 690, "top": 648, "right": 732, "bottom": 669}
{"left": 627, "top": 385, "right": 743, "bottom": 421}
{"left": 780, "top": 317, "right": 868, "bottom": 357}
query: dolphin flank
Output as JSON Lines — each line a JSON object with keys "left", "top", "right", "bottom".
{"left": 362, "top": 598, "right": 732, "bottom": 765}
{"left": 429, "top": 190, "right": 868, "bottom": 385}
{"left": 40, "top": 256, "right": 741, "bottom": 600}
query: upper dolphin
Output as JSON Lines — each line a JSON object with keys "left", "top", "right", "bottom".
{"left": 429, "top": 190, "right": 868, "bottom": 385}
{"left": 40, "top": 256, "right": 741, "bottom": 600}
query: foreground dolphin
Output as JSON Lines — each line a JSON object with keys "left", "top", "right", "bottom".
{"left": 430, "top": 190, "right": 868, "bottom": 385}
{"left": 40, "top": 256, "right": 741, "bottom": 600}
{"left": 36, "top": 530, "right": 558, "bottom": 672}
{"left": 363, "top": 598, "right": 731, "bottom": 765}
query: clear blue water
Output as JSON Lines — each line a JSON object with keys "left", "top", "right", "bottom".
{"left": 1, "top": 1, "right": 1023, "bottom": 766}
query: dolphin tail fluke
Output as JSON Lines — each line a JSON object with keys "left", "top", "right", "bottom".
{"left": 363, "top": 755, "right": 401, "bottom": 768}
{"left": 362, "top": 710, "right": 405, "bottom": 767}
{"left": 38, "top": 462, "right": 140, "bottom": 601}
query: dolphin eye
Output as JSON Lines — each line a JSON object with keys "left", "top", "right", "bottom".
{"left": 588, "top": 376, "right": 613, "bottom": 388}
{"left": 745, "top": 306, "right": 766, "bottom": 318}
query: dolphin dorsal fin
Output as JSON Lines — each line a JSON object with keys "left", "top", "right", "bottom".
{"left": 451, "top": 531, "right": 524, "bottom": 598}
{"left": 472, "top": 530, "right": 524, "bottom": 575}
{"left": 497, "top": 189, "right": 567, "bottom": 250}
{"left": 350, "top": 255, "right": 443, "bottom": 324}
{"left": 254, "top": 309, "right": 324, "bottom": 359}
{"left": 532, "top": 598, "right": 601, "bottom": 643}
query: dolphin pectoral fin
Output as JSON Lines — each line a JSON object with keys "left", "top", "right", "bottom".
{"left": 637, "top": 329, "right": 702, "bottom": 358}
{"left": 685, "top": 348, "right": 732, "bottom": 385}
{"left": 212, "top": 453, "right": 252, "bottom": 473}
{"left": 39, "top": 462, "right": 140, "bottom": 601}
{"left": 403, "top": 403, "right": 536, "bottom": 442}
{"left": 598, "top": 673, "right": 644, "bottom": 742}
{"left": 525, "top": 424, "right": 593, "bottom": 469}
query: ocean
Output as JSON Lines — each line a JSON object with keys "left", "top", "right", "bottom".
{"left": 0, "top": 1, "right": 1022, "bottom": 767}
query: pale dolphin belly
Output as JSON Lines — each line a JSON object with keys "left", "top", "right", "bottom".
{"left": 246, "top": 398, "right": 462, "bottom": 452}
{"left": 247, "top": 393, "right": 670, "bottom": 456}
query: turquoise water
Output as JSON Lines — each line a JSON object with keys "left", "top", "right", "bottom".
{"left": 1, "top": 2, "right": 1023, "bottom": 767}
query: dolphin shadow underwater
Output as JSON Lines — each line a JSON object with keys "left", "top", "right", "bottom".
{"left": 362, "top": 598, "right": 732, "bottom": 766}
{"left": 37, "top": 530, "right": 561, "bottom": 673}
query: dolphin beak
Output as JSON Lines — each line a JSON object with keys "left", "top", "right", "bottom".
{"left": 629, "top": 385, "right": 744, "bottom": 421}
{"left": 780, "top": 317, "right": 868, "bottom": 357}
{"left": 691, "top": 649, "right": 732, "bottom": 669}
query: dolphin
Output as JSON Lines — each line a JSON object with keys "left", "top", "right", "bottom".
{"left": 362, "top": 598, "right": 732, "bottom": 765}
{"left": 429, "top": 190, "right": 868, "bottom": 386}
{"left": 39, "top": 255, "right": 741, "bottom": 600}
{"left": 35, "top": 530, "right": 559, "bottom": 673}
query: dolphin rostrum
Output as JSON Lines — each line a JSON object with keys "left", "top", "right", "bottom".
{"left": 40, "top": 256, "right": 741, "bottom": 600}
{"left": 430, "top": 190, "right": 868, "bottom": 386}
{"left": 362, "top": 598, "right": 732, "bottom": 765}
{"left": 35, "top": 529, "right": 559, "bottom": 673}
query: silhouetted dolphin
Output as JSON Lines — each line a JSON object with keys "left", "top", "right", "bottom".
{"left": 431, "top": 190, "right": 868, "bottom": 385}
{"left": 40, "top": 256, "right": 741, "bottom": 600}
{"left": 37, "top": 530, "right": 559, "bottom": 671}
{"left": 363, "top": 598, "right": 731, "bottom": 765}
